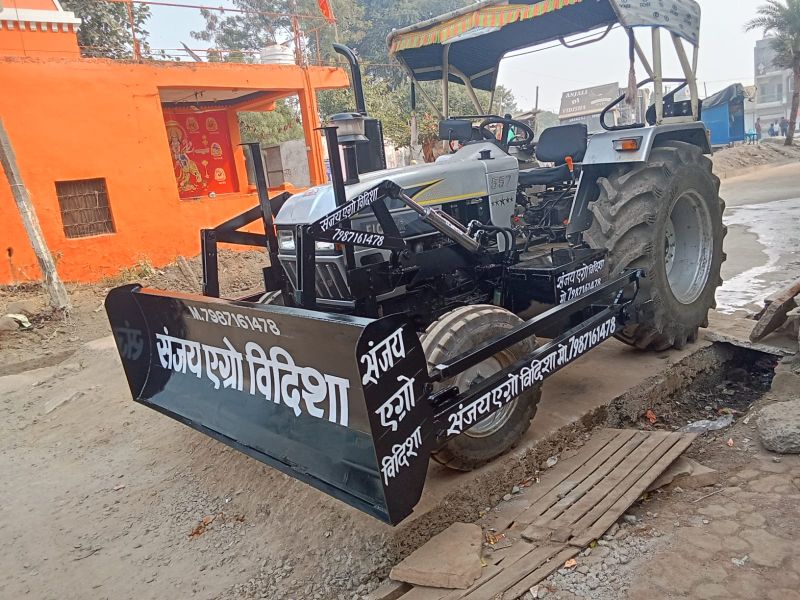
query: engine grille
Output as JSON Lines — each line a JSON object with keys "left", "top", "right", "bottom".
{"left": 280, "top": 257, "right": 350, "bottom": 301}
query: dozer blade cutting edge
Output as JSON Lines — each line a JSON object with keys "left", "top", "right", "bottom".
{"left": 106, "top": 284, "right": 436, "bottom": 525}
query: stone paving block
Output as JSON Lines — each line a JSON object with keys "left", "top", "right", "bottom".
{"left": 389, "top": 522, "right": 482, "bottom": 589}
{"left": 364, "top": 580, "right": 411, "bottom": 600}
{"left": 649, "top": 456, "right": 720, "bottom": 490}
{"left": 759, "top": 400, "right": 800, "bottom": 454}
{"left": 771, "top": 370, "right": 800, "bottom": 397}
{"left": 694, "top": 582, "right": 728, "bottom": 599}
{"left": 746, "top": 474, "right": 790, "bottom": 493}
{"left": 707, "top": 519, "right": 739, "bottom": 536}
{"left": 739, "top": 528, "right": 794, "bottom": 567}
{"left": 697, "top": 503, "right": 739, "bottom": 518}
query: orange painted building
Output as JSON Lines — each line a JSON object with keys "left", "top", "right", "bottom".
{"left": 0, "top": 0, "right": 349, "bottom": 284}
{"left": 0, "top": 0, "right": 81, "bottom": 58}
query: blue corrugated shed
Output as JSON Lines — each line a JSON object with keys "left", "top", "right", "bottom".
{"left": 702, "top": 84, "right": 746, "bottom": 145}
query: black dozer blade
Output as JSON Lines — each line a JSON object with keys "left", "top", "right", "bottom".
{"left": 106, "top": 285, "right": 436, "bottom": 525}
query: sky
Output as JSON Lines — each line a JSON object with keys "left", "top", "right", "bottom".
{"left": 148, "top": 0, "right": 766, "bottom": 113}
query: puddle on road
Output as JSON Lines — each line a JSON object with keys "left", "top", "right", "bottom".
{"left": 717, "top": 197, "right": 800, "bottom": 313}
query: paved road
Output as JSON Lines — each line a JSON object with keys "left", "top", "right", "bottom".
{"left": 717, "top": 162, "right": 800, "bottom": 314}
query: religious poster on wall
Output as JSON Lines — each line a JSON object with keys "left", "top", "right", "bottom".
{"left": 162, "top": 107, "right": 239, "bottom": 199}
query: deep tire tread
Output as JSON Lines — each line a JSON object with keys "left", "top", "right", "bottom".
{"left": 421, "top": 306, "right": 541, "bottom": 471}
{"left": 584, "top": 141, "right": 726, "bottom": 351}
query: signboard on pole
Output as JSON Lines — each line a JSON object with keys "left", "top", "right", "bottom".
{"left": 559, "top": 82, "right": 620, "bottom": 120}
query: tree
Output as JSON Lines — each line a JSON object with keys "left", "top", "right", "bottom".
{"left": 493, "top": 86, "right": 518, "bottom": 116}
{"left": 193, "top": 0, "right": 522, "bottom": 158}
{"left": 61, "top": 0, "right": 151, "bottom": 59}
{"left": 746, "top": 0, "right": 800, "bottom": 145}
{"left": 192, "top": 0, "right": 368, "bottom": 66}
{"left": 345, "top": 0, "right": 469, "bottom": 82}
{"left": 317, "top": 77, "right": 409, "bottom": 143}
{"left": 532, "top": 110, "right": 559, "bottom": 137}
{"left": 192, "top": 0, "right": 466, "bottom": 78}
{"left": 239, "top": 100, "right": 304, "bottom": 145}
{"left": 317, "top": 79, "right": 512, "bottom": 149}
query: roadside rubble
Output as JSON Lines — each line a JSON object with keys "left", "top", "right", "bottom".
{"left": 753, "top": 281, "right": 800, "bottom": 455}
{"left": 646, "top": 457, "right": 720, "bottom": 491}
{"left": 757, "top": 351, "right": 800, "bottom": 455}
{"left": 750, "top": 279, "right": 800, "bottom": 343}
{"left": 758, "top": 400, "right": 800, "bottom": 454}
{"left": 711, "top": 140, "right": 800, "bottom": 179}
{"left": 530, "top": 517, "right": 668, "bottom": 600}
{"left": 389, "top": 523, "right": 483, "bottom": 589}
{"left": 0, "top": 297, "right": 43, "bottom": 333}
{"left": 534, "top": 307, "right": 800, "bottom": 600}
{"left": 679, "top": 414, "right": 734, "bottom": 434}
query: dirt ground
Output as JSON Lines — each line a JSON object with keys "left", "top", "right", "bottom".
{"left": 0, "top": 335, "right": 398, "bottom": 600}
{"left": 0, "top": 249, "right": 267, "bottom": 376}
{"left": 711, "top": 139, "right": 800, "bottom": 177}
{"left": 536, "top": 359, "right": 800, "bottom": 600}
{"left": 0, "top": 144, "right": 799, "bottom": 600}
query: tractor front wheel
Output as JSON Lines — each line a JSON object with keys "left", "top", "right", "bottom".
{"left": 422, "top": 305, "right": 541, "bottom": 471}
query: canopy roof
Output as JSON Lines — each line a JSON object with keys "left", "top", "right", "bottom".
{"left": 388, "top": 0, "right": 701, "bottom": 92}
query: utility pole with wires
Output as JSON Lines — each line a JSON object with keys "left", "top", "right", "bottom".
{"left": 288, "top": 0, "right": 304, "bottom": 65}
{"left": 0, "top": 118, "right": 71, "bottom": 312}
{"left": 125, "top": 0, "right": 142, "bottom": 61}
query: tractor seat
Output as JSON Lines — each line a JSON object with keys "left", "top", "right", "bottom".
{"left": 518, "top": 123, "right": 588, "bottom": 187}
{"left": 518, "top": 163, "right": 571, "bottom": 186}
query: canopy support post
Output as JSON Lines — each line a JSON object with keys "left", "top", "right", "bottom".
{"left": 652, "top": 27, "right": 664, "bottom": 124}
{"left": 671, "top": 33, "right": 699, "bottom": 120}
{"left": 450, "top": 66, "right": 485, "bottom": 114}
{"left": 442, "top": 44, "right": 451, "bottom": 118}
{"left": 632, "top": 36, "right": 654, "bottom": 79}
{"left": 394, "top": 59, "right": 443, "bottom": 119}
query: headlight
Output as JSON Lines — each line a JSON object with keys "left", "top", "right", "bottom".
{"left": 278, "top": 230, "right": 295, "bottom": 251}
{"left": 278, "top": 231, "right": 336, "bottom": 253}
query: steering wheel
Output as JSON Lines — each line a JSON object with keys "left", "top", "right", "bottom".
{"left": 479, "top": 116, "right": 535, "bottom": 149}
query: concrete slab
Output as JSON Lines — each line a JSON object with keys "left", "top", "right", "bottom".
{"left": 389, "top": 523, "right": 483, "bottom": 589}
{"left": 707, "top": 311, "right": 797, "bottom": 356}
{"left": 647, "top": 457, "right": 720, "bottom": 491}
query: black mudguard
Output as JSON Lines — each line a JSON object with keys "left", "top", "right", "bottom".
{"left": 106, "top": 285, "right": 436, "bottom": 525}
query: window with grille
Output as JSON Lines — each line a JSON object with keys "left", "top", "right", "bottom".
{"left": 55, "top": 178, "right": 116, "bottom": 239}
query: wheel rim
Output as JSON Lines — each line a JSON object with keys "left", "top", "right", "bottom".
{"left": 665, "top": 190, "right": 713, "bottom": 305}
{"left": 454, "top": 354, "right": 517, "bottom": 438}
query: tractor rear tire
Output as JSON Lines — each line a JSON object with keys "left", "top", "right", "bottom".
{"left": 422, "top": 305, "right": 541, "bottom": 471}
{"left": 584, "top": 141, "right": 726, "bottom": 351}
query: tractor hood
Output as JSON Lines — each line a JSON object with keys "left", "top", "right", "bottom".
{"left": 274, "top": 142, "right": 518, "bottom": 226}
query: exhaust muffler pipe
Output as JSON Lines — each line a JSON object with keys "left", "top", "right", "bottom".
{"left": 333, "top": 43, "right": 367, "bottom": 115}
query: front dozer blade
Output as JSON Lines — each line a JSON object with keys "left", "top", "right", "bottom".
{"left": 106, "top": 285, "right": 436, "bottom": 525}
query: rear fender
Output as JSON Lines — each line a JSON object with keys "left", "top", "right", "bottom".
{"left": 568, "top": 122, "right": 711, "bottom": 238}
{"left": 581, "top": 122, "right": 710, "bottom": 166}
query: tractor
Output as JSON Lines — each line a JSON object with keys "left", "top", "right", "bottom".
{"left": 106, "top": 0, "right": 725, "bottom": 525}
